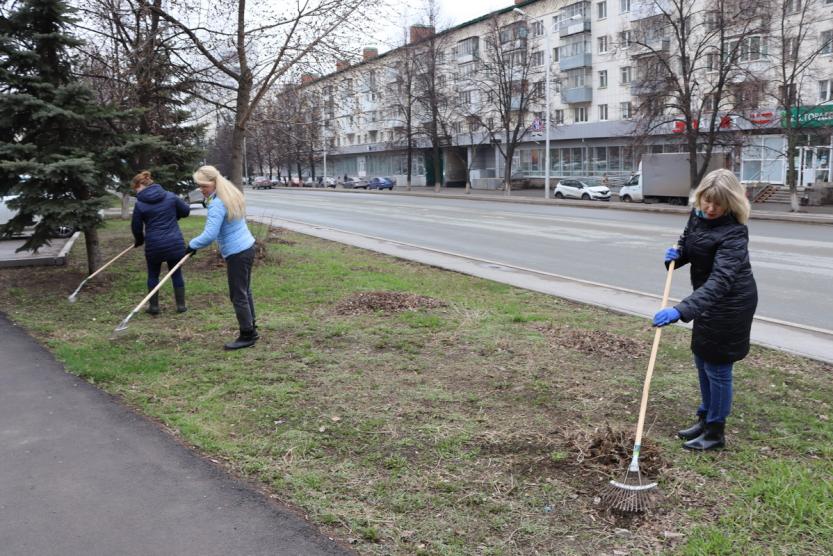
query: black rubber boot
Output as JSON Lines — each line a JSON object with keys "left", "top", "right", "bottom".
{"left": 145, "top": 291, "right": 160, "bottom": 315}
{"left": 223, "top": 329, "right": 257, "bottom": 350}
{"left": 174, "top": 287, "right": 187, "bottom": 313}
{"left": 683, "top": 422, "right": 725, "bottom": 451}
{"left": 677, "top": 415, "right": 706, "bottom": 440}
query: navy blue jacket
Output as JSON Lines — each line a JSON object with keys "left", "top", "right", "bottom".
{"left": 670, "top": 210, "right": 758, "bottom": 364}
{"left": 131, "top": 184, "right": 190, "bottom": 261}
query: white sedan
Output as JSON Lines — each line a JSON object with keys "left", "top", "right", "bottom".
{"left": 553, "top": 179, "right": 611, "bottom": 201}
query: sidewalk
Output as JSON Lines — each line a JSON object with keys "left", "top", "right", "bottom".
{"left": 0, "top": 313, "right": 352, "bottom": 556}
{"left": 0, "top": 232, "right": 79, "bottom": 268}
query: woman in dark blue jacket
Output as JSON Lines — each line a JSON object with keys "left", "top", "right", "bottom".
{"left": 653, "top": 169, "right": 757, "bottom": 451}
{"left": 131, "top": 171, "right": 190, "bottom": 314}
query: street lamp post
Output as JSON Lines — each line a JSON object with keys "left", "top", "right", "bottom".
{"left": 514, "top": 7, "right": 552, "bottom": 200}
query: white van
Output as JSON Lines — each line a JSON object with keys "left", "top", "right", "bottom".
{"left": 618, "top": 174, "right": 643, "bottom": 203}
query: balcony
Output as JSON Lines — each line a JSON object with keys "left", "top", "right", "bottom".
{"left": 559, "top": 52, "right": 592, "bottom": 71}
{"left": 561, "top": 86, "right": 592, "bottom": 104}
{"left": 559, "top": 17, "right": 591, "bottom": 38}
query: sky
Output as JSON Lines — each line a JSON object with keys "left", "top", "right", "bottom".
{"left": 376, "top": 0, "right": 514, "bottom": 53}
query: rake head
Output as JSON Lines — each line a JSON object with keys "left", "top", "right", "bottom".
{"left": 600, "top": 468, "right": 658, "bottom": 513}
{"left": 67, "top": 293, "right": 78, "bottom": 304}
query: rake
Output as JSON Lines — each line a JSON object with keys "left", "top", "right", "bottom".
{"left": 68, "top": 244, "right": 135, "bottom": 303}
{"left": 111, "top": 252, "right": 192, "bottom": 338}
{"left": 601, "top": 252, "right": 677, "bottom": 513}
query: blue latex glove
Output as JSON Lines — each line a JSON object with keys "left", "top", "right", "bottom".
{"left": 653, "top": 307, "right": 681, "bottom": 327}
{"left": 664, "top": 246, "right": 680, "bottom": 262}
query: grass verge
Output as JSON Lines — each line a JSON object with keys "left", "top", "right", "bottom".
{"left": 1, "top": 217, "right": 831, "bottom": 555}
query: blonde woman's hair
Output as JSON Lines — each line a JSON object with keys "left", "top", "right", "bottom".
{"left": 692, "top": 169, "right": 750, "bottom": 224}
{"left": 192, "top": 165, "right": 246, "bottom": 221}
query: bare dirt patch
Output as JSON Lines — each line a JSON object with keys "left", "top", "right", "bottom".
{"left": 334, "top": 291, "right": 447, "bottom": 315}
{"left": 536, "top": 323, "right": 650, "bottom": 360}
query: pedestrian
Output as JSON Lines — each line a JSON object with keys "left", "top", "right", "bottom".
{"left": 653, "top": 169, "right": 757, "bottom": 451}
{"left": 131, "top": 170, "right": 191, "bottom": 315}
{"left": 186, "top": 165, "right": 259, "bottom": 350}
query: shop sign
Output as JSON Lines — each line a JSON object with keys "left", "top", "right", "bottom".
{"left": 783, "top": 106, "right": 833, "bottom": 128}
{"left": 748, "top": 111, "right": 775, "bottom": 125}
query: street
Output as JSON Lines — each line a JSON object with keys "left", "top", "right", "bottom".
{"left": 247, "top": 189, "right": 833, "bottom": 332}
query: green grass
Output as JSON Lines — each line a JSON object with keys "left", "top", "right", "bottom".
{"left": 0, "top": 217, "right": 831, "bottom": 555}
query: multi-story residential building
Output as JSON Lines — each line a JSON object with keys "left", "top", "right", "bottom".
{"left": 297, "top": 0, "right": 833, "bottom": 188}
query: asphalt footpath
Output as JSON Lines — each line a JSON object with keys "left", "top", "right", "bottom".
{"left": 0, "top": 313, "right": 352, "bottom": 556}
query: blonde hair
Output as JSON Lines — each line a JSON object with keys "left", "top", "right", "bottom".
{"left": 192, "top": 165, "right": 246, "bottom": 221}
{"left": 692, "top": 169, "right": 750, "bottom": 224}
{"left": 131, "top": 170, "right": 153, "bottom": 190}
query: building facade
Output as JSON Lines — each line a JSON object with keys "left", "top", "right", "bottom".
{"left": 298, "top": 0, "right": 833, "bottom": 188}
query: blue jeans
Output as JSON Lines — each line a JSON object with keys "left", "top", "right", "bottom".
{"left": 694, "top": 355, "right": 733, "bottom": 424}
{"left": 147, "top": 255, "right": 185, "bottom": 289}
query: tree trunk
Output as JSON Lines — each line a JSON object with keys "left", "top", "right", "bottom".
{"left": 406, "top": 140, "right": 413, "bottom": 191}
{"left": 121, "top": 192, "right": 130, "bottom": 219}
{"left": 229, "top": 78, "right": 252, "bottom": 189}
{"left": 785, "top": 122, "right": 800, "bottom": 213}
{"left": 83, "top": 226, "right": 101, "bottom": 276}
{"left": 432, "top": 145, "right": 441, "bottom": 193}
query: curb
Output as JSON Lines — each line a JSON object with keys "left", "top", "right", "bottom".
{"left": 259, "top": 186, "right": 833, "bottom": 225}
{"left": 0, "top": 231, "right": 80, "bottom": 269}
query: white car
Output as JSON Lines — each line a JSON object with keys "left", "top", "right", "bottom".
{"left": 618, "top": 174, "right": 643, "bottom": 202}
{"left": 553, "top": 179, "right": 611, "bottom": 201}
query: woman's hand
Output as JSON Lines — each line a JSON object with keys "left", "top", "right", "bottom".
{"left": 653, "top": 308, "right": 680, "bottom": 327}
{"left": 664, "top": 246, "right": 680, "bottom": 262}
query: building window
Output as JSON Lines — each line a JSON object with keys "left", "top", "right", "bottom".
{"left": 598, "top": 35, "right": 609, "bottom": 53}
{"left": 620, "top": 101, "right": 632, "bottom": 119}
{"left": 620, "top": 66, "right": 632, "bottom": 84}
{"left": 459, "top": 90, "right": 473, "bottom": 105}
{"left": 620, "top": 0, "right": 631, "bottom": 13}
{"left": 706, "top": 53, "right": 718, "bottom": 71}
{"left": 821, "top": 80, "right": 833, "bottom": 102}
{"left": 598, "top": 1, "right": 607, "bottom": 19}
{"left": 729, "top": 36, "right": 769, "bottom": 62}
{"left": 785, "top": 0, "right": 801, "bottom": 13}
{"left": 822, "top": 30, "right": 833, "bottom": 55}
{"left": 457, "top": 37, "right": 479, "bottom": 58}
{"left": 532, "top": 20, "right": 544, "bottom": 37}
{"left": 574, "top": 106, "right": 588, "bottom": 122}
{"left": 554, "top": 109, "right": 564, "bottom": 124}
{"left": 741, "top": 136, "right": 784, "bottom": 183}
{"left": 533, "top": 81, "right": 544, "bottom": 97}
{"left": 599, "top": 70, "right": 608, "bottom": 88}
{"left": 531, "top": 50, "right": 544, "bottom": 66}
{"left": 599, "top": 104, "right": 608, "bottom": 120}
{"left": 552, "top": 47, "right": 560, "bottom": 62}
{"left": 620, "top": 30, "right": 632, "bottom": 48}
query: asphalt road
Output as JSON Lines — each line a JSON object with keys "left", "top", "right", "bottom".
{"left": 246, "top": 189, "right": 833, "bottom": 332}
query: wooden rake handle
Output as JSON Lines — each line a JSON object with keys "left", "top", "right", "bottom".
{"left": 129, "top": 252, "right": 192, "bottom": 314}
{"left": 633, "top": 256, "right": 677, "bottom": 449}
{"left": 86, "top": 244, "right": 135, "bottom": 281}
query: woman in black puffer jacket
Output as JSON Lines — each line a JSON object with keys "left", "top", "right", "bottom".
{"left": 652, "top": 169, "right": 757, "bottom": 451}
{"left": 131, "top": 170, "right": 191, "bottom": 315}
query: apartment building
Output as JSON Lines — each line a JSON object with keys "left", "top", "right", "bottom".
{"left": 299, "top": 0, "right": 833, "bottom": 188}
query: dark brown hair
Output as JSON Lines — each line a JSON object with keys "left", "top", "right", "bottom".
{"left": 131, "top": 170, "right": 153, "bottom": 190}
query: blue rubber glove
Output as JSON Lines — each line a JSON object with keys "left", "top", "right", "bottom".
{"left": 653, "top": 307, "right": 681, "bottom": 327}
{"left": 664, "top": 246, "right": 680, "bottom": 263}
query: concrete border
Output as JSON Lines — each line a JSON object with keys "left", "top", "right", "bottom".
{"left": 0, "top": 231, "right": 80, "bottom": 269}
{"left": 260, "top": 186, "right": 833, "bottom": 225}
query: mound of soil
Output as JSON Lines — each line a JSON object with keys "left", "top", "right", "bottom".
{"left": 335, "top": 291, "right": 447, "bottom": 315}
{"left": 536, "top": 324, "right": 649, "bottom": 360}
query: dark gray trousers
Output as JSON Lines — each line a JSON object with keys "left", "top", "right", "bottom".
{"left": 226, "top": 246, "right": 256, "bottom": 332}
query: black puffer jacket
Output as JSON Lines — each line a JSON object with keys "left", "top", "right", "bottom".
{"left": 670, "top": 210, "right": 758, "bottom": 364}
{"left": 131, "top": 184, "right": 190, "bottom": 261}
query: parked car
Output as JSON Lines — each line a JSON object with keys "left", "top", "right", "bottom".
{"left": 289, "top": 177, "right": 302, "bottom": 187}
{"left": 553, "top": 179, "right": 611, "bottom": 201}
{"left": 0, "top": 195, "right": 76, "bottom": 238}
{"left": 341, "top": 177, "right": 368, "bottom": 189}
{"left": 366, "top": 177, "right": 396, "bottom": 190}
{"left": 323, "top": 177, "right": 337, "bottom": 188}
{"left": 617, "top": 174, "right": 643, "bottom": 202}
{"left": 252, "top": 176, "right": 273, "bottom": 189}
{"left": 302, "top": 177, "right": 317, "bottom": 187}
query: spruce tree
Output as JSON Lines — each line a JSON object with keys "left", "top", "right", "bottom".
{"left": 0, "top": 0, "right": 125, "bottom": 272}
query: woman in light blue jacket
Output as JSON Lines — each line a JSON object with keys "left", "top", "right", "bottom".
{"left": 187, "top": 165, "right": 258, "bottom": 350}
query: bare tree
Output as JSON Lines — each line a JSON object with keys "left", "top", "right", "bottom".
{"left": 145, "top": 0, "right": 379, "bottom": 188}
{"left": 384, "top": 30, "right": 420, "bottom": 190}
{"left": 759, "top": 0, "right": 833, "bottom": 210}
{"left": 629, "top": 0, "right": 771, "bottom": 190}
{"left": 467, "top": 14, "right": 543, "bottom": 195}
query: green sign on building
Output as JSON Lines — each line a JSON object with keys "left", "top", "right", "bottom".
{"left": 782, "top": 105, "right": 833, "bottom": 128}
